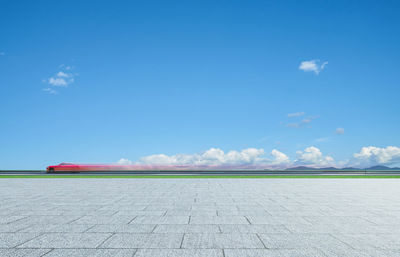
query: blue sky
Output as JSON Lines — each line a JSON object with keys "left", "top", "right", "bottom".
{"left": 1, "top": 0, "right": 400, "bottom": 169}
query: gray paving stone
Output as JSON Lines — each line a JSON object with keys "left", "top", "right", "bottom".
{"left": 190, "top": 216, "right": 249, "bottom": 225}
{"left": 0, "top": 248, "right": 52, "bottom": 257}
{"left": 20, "top": 224, "right": 93, "bottom": 233}
{"left": 100, "top": 233, "right": 183, "bottom": 248}
{"left": 331, "top": 233, "right": 400, "bottom": 250}
{"left": 219, "top": 224, "right": 290, "bottom": 233}
{"left": 224, "top": 248, "right": 327, "bottom": 257}
{"left": 0, "top": 223, "right": 32, "bottom": 233}
{"left": 182, "top": 233, "right": 264, "bottom": 249}
{"left": 153, "top": 224, "right": 220, "bottom": 233}
{"left": 130, "top": 216, "right": 189, "bottom": 225}
{"left": 1, "top": 178, "right": 400, "bottom": 254}
{"left": 258, "top": 233, "right": 350, "bottom": 250}
{"left": 17, "top": 233, "right": 112, "bottom": 248}
{"left": 72, "top": 215, "right": 135, "bottom": 224}
{"left": 0, "top": 216, "right": 27, "bottom": 224}
{"left": 10, "top": 216, "right": 83, "bottom": 225}
{"left": 0, "top": 233, "right": 41, "bottom": 248}
{"left": 133, "top": 249, "right": 223, "bottom": 257}
{"left": 42, "top": 249, "right": 137, "bottom": 257}
{"left": 246, "top": 216, "right": 311, "bottom": 225}
{"left": 87, "top": 224, "right": 155, "bottom": 233}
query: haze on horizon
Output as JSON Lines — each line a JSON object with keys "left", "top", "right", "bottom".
{"left": 1, "top": 1, "right": 399, "bottom": 170}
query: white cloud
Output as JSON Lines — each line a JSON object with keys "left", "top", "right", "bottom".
{"left": 287, "top": 112, "right": 305, "bottom": 117}
{"left": 352, "top": 146, "right": 400, "bottom": 167}
{"left": 129, "top": 147, "right": 290, "bottom": 167}
{"left": 139, "top": 148, "right": 268, "bottom": 166}
{"left": 57, "top": 71, "right": 69, "bottom": 77}
{"left": 295, "top": 146, "right": 334, "bottom": 167}
{"left": 43, "top": 65, "right": 76, "bottom": 93}
{"left": 42, "top": 88, "right": 58, "bottom": 95}
{"left": 115, "top": 146, "right": 400, "bottom": 169}
{"left": 286, "top": 116, "right": 318, "bottom": 128}
{"left": 335, "top": 127, "right": 345, "bottom": 135}
{"left": 270, "top": 149, "right": 290, "bottom": 164}
{"left": 48, "top": 77, "right": 68, "bottom": 86}
{"left": 299, "top": 60, "right": 328, "bottom": 74}
{"left": 117, "top": 158, "right": 133, "bottom": 165}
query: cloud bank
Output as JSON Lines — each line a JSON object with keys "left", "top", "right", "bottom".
{"left": 118, "top": 146, "right": 400, "bottom": 169}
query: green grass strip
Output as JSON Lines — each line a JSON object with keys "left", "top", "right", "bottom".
{"left": 1, "top": 175, "right": 400, "bottom": 178}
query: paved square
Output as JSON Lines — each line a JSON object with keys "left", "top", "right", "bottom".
{"left": 0, "top": 178, "right": 400, "bottom": 256}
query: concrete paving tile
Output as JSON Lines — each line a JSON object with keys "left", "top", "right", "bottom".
{"left": 0, "top": 248, "right": 52, "bottom": 257}
{"left": 0, "top": 216, "right": 27, "bottom": 224}
{"left": 130, "top": 216, "right": 189, "bottom": 225}
{"left": 258, "top": 233, "right": 349, "bottom": 249}
{"left": 219, "top": 224, "right": 290, "bottom": 233}
{"left": 19, "top": 224, "right": 93, "bottom": 233}
{"left": 42, "top": 249, "right": 137, "bottom": 257}
{"left": 218, "top": 210, "right": 269, "bottom": 216}
{"left": 224, "top": 248, "right": 327, "bottom": 257}
{"left": 182, "top": 233, "right": 264, "bottom": 249}
{"left": 114, "top": 211, "right": 165, "bottom": 216}
{"left": 165, "top": 210, "right": 217, "bottom": 216}
{"left": 247, "top": 216, "right": 311, "bottom": 225}
{"left": 331, "top": 233, "right": 400, "bottom": 250}
{"left": 17, "top": 233, "right": 112, "bottom": 248}
{"left": 133, "top": 249, "right": 223, "bottom": 257}
{"left": 72, "top": 215, "right": 135, "bottom": 224}
{"left": 87, "top": 224, "right": 155, "bottom": 233}
{"left": 10, "top": 216, "right": 83, "bottom": 225}
{"left": 0, "top": 224, "right": 32, "bottom": 233}
{"left": 100, "top": 233, "right": 183, "bottom": 248}
{"left": 153, "top": 224, "right": 220, "bottom": 233}
{"left": 190, "top": 216, "right": 249, "bottom": 225}
{"left": 0, "top": 233, "right": 41, "bottom": 248}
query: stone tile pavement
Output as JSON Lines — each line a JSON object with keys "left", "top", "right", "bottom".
{"left": 0, "top": 178, "right": 400, "bottom": 256}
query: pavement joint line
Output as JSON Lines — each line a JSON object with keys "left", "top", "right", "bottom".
{"left": 39, "top": 248, "right": 53, "bottom": 257}
{"left": 244, "top": 216, "right": 252, "bottom": 224}
{"left": 328, "top": 232, "right": 359, "bottom": 250}
{"left": 66, "top": 215, "right": 85, "bottom": 224}
{"left": 255, "top": 233, "right": 268, "bottom": 249}
{"left": 96, "top": 232, "right": 115, "bottom": 248}
{"left": 180, "top": 233, "right": 185, "bottom": 248}
{"left": 12, "top": 232, "right": 45, "bottom": 248}
{"left": 82, "top": 224, "right": 97, "bottom": 233}
{"left": 127, "top": 216, "right": 138, "bottom": 224}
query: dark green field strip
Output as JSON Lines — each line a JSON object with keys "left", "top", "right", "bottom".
{"left": 1, "top": 175, "right": 400, "bottom": 178}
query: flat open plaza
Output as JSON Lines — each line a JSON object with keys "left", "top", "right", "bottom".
{"left": 1, "top": 178, "right": 400, "bottom": 257}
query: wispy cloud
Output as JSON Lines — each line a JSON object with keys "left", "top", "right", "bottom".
{"left": 286, "top": 115, "right": 319, "bottom": 128}
{"left": 42, "top": 88, "right": 58, "bottom": 95}
{"left": 299, "top": 59, "right": 328, "bottom": 74}
{"left": 43, "top": 65, "right": 76, "bottom": 94}
{"left": 287, "top": 112, "right": 305, "bottom": 117}
{"left": 335, "top": 127, "right": 345, "bottom": 135}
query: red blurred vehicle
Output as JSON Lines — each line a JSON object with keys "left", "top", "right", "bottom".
{"left": 46, "top": 163, "right": 194, "bottom": 173}
{"left": 46, "top": 163, "right": 120, "bottom": 173}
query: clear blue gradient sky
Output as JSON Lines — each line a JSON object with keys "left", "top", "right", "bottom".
{"left": 1, "top": 0, "right": 400, "bottom": 169}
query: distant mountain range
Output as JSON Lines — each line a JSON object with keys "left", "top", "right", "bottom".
{"left": 285, "top": 165, "right": 400, "bottom": 171}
